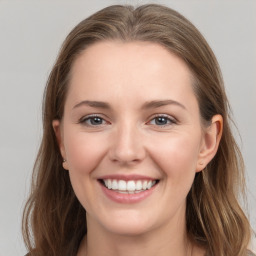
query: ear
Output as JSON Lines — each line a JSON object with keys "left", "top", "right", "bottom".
{"left": 196, "top": 114, "right": 223, "bottom": 172}
{"left": 52, "top": 119, "right": 69, "bottom": 170}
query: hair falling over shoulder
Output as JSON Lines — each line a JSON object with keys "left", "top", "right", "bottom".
{"left": 22, "top": 4, "right": 252, "bottom": 256}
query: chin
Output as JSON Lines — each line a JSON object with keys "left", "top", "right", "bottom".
{"left": 98, "top": 209, "right": 157, "bottom": 236}
{"left": 105, "top": 222, "right": 153, "bottom": 237}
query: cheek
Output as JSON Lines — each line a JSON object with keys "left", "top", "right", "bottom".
{"left": 149, "top": 132, "right": 201, "bottom": 185}
{"left": 63, "top": 131, "right": 108, "bottom": 205}
{"left": 64, "top": 131, "right": 107, "bottom": 175}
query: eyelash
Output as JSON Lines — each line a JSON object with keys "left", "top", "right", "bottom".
{"left": 79, "top": 113, "right": 177, "bottom": 128}
{"left": 79, "top": 114, "right": 108, "bottom": 127}
{"left": 147, "top": 114, "right": 177, "bottom": 127}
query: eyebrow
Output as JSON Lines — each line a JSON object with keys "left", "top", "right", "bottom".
{"left": 141, "top": 99, "right": 186, "bottom": 110}
{"left": 73, "top": 100, "right": 111, "bottom": 110}
{"left": 72, "top": 99, "right": 186, "bottom": 110}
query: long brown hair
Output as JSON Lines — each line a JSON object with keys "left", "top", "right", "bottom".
{"left": 22, "top": 4, "right": 251, "bottom": 256}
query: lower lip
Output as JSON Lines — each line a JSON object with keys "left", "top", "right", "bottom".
{"left": 100, "top": 182, "right": 157, "bottom": 204}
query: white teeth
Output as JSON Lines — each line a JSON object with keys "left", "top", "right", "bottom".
{"left": 108, "top": 180, "right": 112, "bottom": 189}
{"left": 147, "top": 180, "right": 152, "bottom": 189}
{"left": 102, "top": 179, "right": 157, "bottom": 193}
{"left": 112, "top": 179, "right": 118, "bottom": 190}
{"left": 136, "top": 180, "right": 142, "bottom": 190}
{"left": 127, "top": 181, "right": 136, "bottom": 191}
{"left": 142, "top": 180, "right": 148, "bottom": 190}
{"left": 118, "top": 180, "right": 126, "bottom": 191}
{"left": 104, "top": 180, "right": 112, "bottom": 189}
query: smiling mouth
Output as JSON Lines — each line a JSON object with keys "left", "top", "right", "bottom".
{"left": 98, "top": 179, "right": 159, "bottom": 194}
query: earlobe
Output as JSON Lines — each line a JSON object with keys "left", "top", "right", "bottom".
{"left": 52, "top": 120, "right": 69, "bottom": 170}
{"left": 196, "top": 114, "right": 223, "bottom": 172}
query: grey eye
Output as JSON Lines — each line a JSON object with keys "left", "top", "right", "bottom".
{"left": 154, "top": 117, "right": 170, "bottom": 125}
{"left": 82, "top": 116, "right": 106, "bottom": 126}
{"left": 149, "top": 116, "right": 173, "bottom": 126}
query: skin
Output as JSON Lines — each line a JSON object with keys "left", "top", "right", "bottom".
{"left": 53, "top": 41, "right": 222, "bottom": 256}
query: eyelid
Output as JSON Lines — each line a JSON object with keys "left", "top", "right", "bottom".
{"left": 147, "top": 114, "right": 177, "bottom": 126}
{"left": 78, "top": 114, "right": 110, "bottom": 126}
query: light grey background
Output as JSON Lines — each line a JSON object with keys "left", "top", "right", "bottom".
{"left": 0, "top": 1, "right": 255, "bottom": 255}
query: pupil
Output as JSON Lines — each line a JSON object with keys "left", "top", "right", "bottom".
{"left": 156, "top": 117, "right": 167, "bottom": 125}
{"left": 92, "top": 117, "right": 102, "bottom": 124}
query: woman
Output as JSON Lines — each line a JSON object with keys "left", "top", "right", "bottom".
{"left": 22, "top": 4, "right": 254, "bottom": 256}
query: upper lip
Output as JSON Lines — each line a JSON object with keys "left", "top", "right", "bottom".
{"left": 97, "top": 174, "right": 159, "bottom": 181}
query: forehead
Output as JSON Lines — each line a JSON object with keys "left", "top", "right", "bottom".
{"left": 71, "top": 40, "right": 192, "bottom": 81}
{"left": 67, "top": 41, "right": 197, "bottom": 111}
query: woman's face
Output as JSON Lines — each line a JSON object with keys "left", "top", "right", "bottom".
{"left": 54, "top": 41, "right": 219, "bottom": 236}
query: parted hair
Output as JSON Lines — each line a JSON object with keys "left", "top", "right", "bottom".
{"left": 22, "top": 4, "right": 251, "bottom": 256}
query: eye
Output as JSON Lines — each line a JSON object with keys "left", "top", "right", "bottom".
{"left": 80, "top": 115, "right": 108, "bottom": 126}
{"left": 148, "top": 115, "right": 176, "bottom": 126}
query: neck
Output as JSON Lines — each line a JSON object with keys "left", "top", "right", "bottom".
{"left": 79, "top": 210, "right": 193, "bottom": 256}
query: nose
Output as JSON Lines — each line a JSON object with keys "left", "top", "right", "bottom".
{"left": 108, "top": 121, "right": 146, "bottom": 165}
